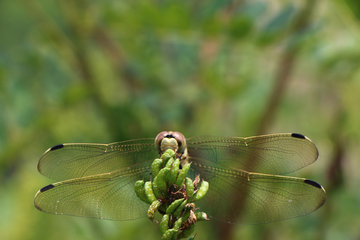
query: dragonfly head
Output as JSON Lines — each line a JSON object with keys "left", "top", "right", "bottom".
{"left": 155, "top": 131, "right": 187, "bottom": 156}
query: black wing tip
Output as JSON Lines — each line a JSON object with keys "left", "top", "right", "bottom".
{"left": 291, "top": 133, "right": 306, "bottom": 139}
{"left": 50, "top": 144, "right": 64, "bottom": 151}
{"left": 40, "top": 184, "right": 55, "bottom": 192}
{"left": 304, "top": 179, "right": 322, "bottom": 189}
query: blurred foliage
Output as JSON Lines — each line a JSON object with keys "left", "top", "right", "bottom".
{"left": 1, "top": 0, "right": 360, "bottom": 239}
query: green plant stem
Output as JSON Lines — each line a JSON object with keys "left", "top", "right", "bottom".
{"left": 134, "top": 149, "right": 209, "bottom": 239}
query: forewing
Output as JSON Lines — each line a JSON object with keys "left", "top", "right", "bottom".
{"left": 187, "top": 133, "right": 319, "bottom": 175}
{"left": 189, "top": 162, "right": 326, "bottom": 224}
{"left": 38, "top": 139, "right": 157, "bottom": 181}
{"left": 34, "top": 162, "right": 151, "bottom": 221}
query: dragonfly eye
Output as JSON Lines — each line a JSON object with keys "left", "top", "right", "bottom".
{"left": 171, "top": 132, "right": 187, "bottom": 154}
{"left": 154, "top": 131, "right": 170, "bottom": 153}
{"left": 154, "top": 131, "right": 187, "bottom": 154}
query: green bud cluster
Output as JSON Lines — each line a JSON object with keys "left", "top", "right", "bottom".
{"left": 134, "top": 149, "right": 209, "bottom": 239}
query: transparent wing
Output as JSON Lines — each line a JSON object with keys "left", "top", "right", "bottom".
{"left": 35, "top": 133, "right": 324, "bottom": 223}
{"left": 34, "top": 162, "right": 151, "bottom": 221}
{"left": 188, "top": 162, "right": 326, "bottom": 224}
{"left": 187, "top": 133, "right": 318, "bottom": 175}
{"left": 187, "top": 133, "right": 324, "bottom": 223}
{"left": 38, "top": 138, "right": 157, "bottom": 181}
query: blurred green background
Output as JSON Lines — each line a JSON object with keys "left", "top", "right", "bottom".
{"left": 1, "top": 0, "right": 360, "bottom": 239}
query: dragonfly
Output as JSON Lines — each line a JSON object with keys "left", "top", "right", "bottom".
{"left": 34, "top": 131, "right": 326, "bottom": 224}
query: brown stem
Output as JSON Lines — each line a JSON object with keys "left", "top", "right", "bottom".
{"left": 256, "top": 0, "right": 316, "bottom": 135}
{"left": 218, "top": 1, "right": 317, "bottom": 240}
